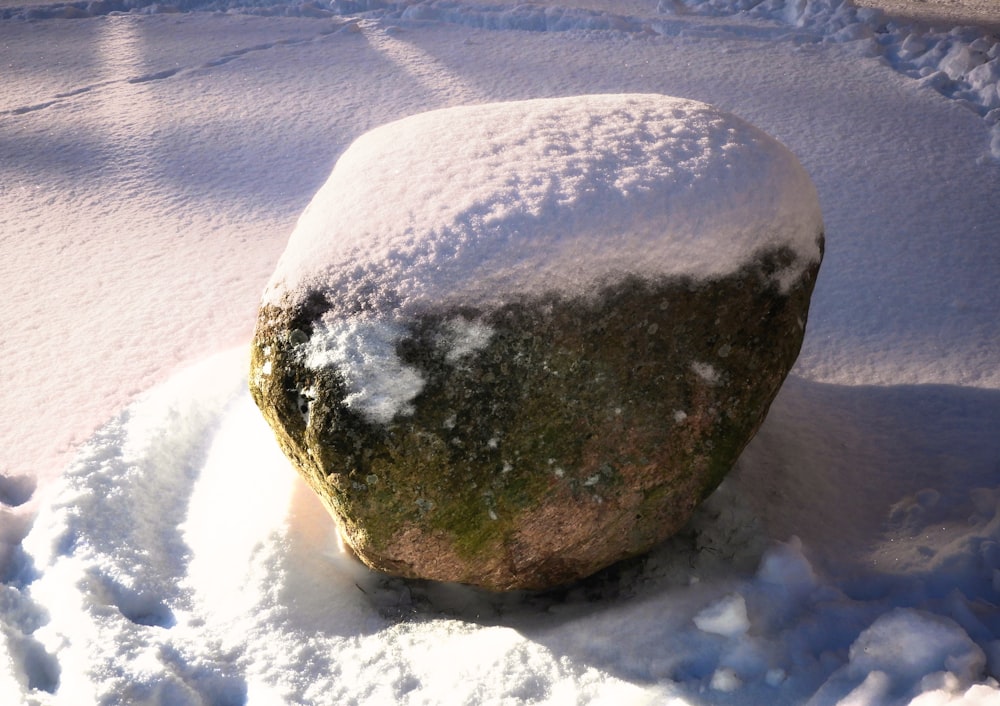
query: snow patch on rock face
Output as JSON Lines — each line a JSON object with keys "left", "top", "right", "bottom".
{"left": 303, "top": 318, "right": 425, "bottom": 424}
{"left": 263, "top": 94, "right": 823, "bottom": 314}
{"left": 442, "top": 317, "right": 494, "bottom": 364}
{"left": 297, "top": 315, "right": 492, "bottom": 424}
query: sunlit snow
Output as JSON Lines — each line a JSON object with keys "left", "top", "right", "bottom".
{"left": 2, "top": 0, "right": 999, "bottom": 705}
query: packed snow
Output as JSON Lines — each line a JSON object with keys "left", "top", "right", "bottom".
{"left": 1, "top": 0, "right": 999, "bottom": 704}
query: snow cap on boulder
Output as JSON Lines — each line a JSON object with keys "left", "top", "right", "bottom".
{"left": 251, "top": 94, "right": 824, "bottom": 591}
{"left": 263, "top": 93, "right": 822, "bottom": 312}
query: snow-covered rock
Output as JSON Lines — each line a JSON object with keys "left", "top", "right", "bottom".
{"left": 250, "top": 94, "right": 823, "bottom": 590}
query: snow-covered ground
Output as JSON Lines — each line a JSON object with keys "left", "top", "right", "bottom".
{"left": 852, "top": 0, "right": 1000, "bottom": 32}
{"left": 1, "top": 0, "right": 999, "bottom": 704}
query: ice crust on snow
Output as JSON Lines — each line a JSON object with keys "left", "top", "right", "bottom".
{"left": 264, "top": 93, "right": 823, "bottom": 313}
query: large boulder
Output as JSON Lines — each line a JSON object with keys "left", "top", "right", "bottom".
{"left": 250, "top": 94, "right": 823, "bottom": 591}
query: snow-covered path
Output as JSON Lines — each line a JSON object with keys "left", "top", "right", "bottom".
{"left": 2, "top": 1, "right": 999, "bottom": 704}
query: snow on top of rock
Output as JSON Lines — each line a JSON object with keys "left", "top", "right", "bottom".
{"left": 263, "top": 93, "right": 823, "bottom": 313}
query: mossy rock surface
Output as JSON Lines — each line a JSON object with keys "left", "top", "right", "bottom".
{"left": 250, "top": 247, "right": 819, "bottom": 590}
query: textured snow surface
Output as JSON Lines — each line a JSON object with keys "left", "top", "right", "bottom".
{"left": 2, "top": 0, "right": 1000, "bottom": 704}
{"left": 265, "top": 94, "right": 823, "bottom": 310}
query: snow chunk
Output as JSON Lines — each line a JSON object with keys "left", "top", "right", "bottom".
{"left": 264, "top": 94, "right": 822, "bottom": 312}
{"left": 756, "top": 536, "right": 817, "bottom": 595}
{"left": 765, "top": 668, "right": 787, "bottom": 687}
{"left": 848, "top": 608, "right": 986, "bottom": 685}
{"left": 303, "top": 317, "right": 425, "bottom": 424}
{"left": 710, "top": 667, "right": 742, "bottom": 692}
{"left": 693, "top": 593, "right": 750, "bottom": 637}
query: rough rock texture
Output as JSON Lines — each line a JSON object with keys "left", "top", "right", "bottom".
{"left": 250, "top": 94, "right": 824, "bottom": 591}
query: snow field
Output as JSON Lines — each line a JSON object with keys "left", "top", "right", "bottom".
{"left": 3, "top": 0, "right": 998, "bottom": 160}
{"left": 1, "top": 0, "right": 999, "bottom": 704}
